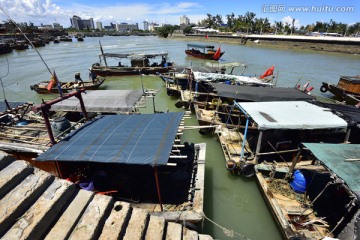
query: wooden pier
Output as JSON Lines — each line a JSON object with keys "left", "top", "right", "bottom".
{"left": 0, "top": 151, "right": 212, "bottom": 240}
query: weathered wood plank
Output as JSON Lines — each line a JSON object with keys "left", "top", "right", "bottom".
{"left": 145, "top": 215, "right": 165, "bottom": 240}
{"left": 183, "top": 227, "right": 198, "bottom": 240}
{"left": 0, "top": 169, "right": 54, "bottom": 237}
{"left": 0, "top": 160, "right": 33, "bottom": 199}
{"left": 0, "top": 151, "right": 15, "bottom": 171}
{"left": 165, "top": 222, "right": 182, "bottom": 240}
{"left": 124, "top": 207, "right": 148, "bottom": 240}
{"left": 193, "top": 143, "right": 206, "bottom": 215}
{"left": 69, "top": 194, "right": 114, "bottom": 240}
{"left": 99, "top": 201, "right": 131, "bottom": 240}
{"left": 45, "top": 189, "right": 94, "bottom": 240}
{"left": 2, "top": 179, "right": 76, "bottom": 240}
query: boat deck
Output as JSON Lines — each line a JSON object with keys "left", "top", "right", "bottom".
{"left": 0, "top": 152, "right": 212, "bottom": 239}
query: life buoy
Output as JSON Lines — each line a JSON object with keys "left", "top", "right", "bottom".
{"left": 320, "top": 85, "right": 328, "bottom": 93}
{"left": 240, "top": 163, "right": 255, "bottom": 178}
{"left": 226, "top": 160, "right": 237, "bottom": 171}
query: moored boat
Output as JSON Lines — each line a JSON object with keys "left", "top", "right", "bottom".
{"left": 34, "top": 112, "right": 207, "bottom": 223}
{"left": 218, "top": 101, "right": 349, "bottom": 176}
{"left": 90, "top": 42, "right": 174, "bottom": 76}
{"left": 255, "top": 143, "right": 360, "bottom": 239}
{"left": 320, "top": 76, "right": 360, "bottom": 105}
{"left": 185, "top": 44, "right": 224, "bottom": 60}
{"left": 30, "top": 77, "right": 105, "bottom": 94}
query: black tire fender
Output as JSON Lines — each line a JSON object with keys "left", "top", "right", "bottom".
{"left": 240, "top": 163, "right": 255, "bottom": 178}
{"left": 320, "top": 85, "right": 328, "bottom": 93}
{"left": 226, "top": 160, "right": 237, "bottom": 171}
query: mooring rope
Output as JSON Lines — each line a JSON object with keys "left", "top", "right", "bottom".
{"left": 201, "top": 212, "right": 251, "bottom": 240}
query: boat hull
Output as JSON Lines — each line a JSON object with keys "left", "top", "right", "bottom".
{"left": 185, "top": 50, "right": 224, "bottom": 60}
{"left": 30, "top": 78, "right": 105, "bottom": 94}
{"left": 321, "top": 82, "right": 360, "bottom": 105}
{"left": 91, "top": 66, "right": 172, "bottom": 76}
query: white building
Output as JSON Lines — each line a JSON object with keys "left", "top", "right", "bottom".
{"left": 96, "top": 22, "right": 103, "bottom": 31}
{"left": 180, "top": 15, "right": 190, "bottom": 25}
{"left": 116, "top": 22, "right": 139, "bottom": 32}
{"left": 70, "top": 15, "right": 95, "bottom": 30}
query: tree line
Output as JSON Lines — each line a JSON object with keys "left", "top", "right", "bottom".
{"left": 157, "top": 11, "right": 360, "bottom": 37}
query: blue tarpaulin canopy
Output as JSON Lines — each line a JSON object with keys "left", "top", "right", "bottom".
{"left": 36, "top": 112, "right": 184, "bottom": 166}
{"left": 302, "top": 143, "right": 360, "bottom": 193}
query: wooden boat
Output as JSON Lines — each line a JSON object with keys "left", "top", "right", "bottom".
{"left": 30, "top": 77, "right": 105, "bottom": 94}
{"left": 320, "top": 76, "right": 360, "bottom": 105}
{"left": 217, "top": 101, "right": 349, "bottom": 177}
{"left": 34, "top": 112, "right": 207, "bottom": 223}
{"left": 59, "top": 36, "right": 73, "bottom": 42}
{"left": 193, "top": 84, "right": 315, "bottom": 135}
{"left": 255, "top": 143, "right": 360, "bottom": 240}
{"left": 90, "top": 43, "right": 174, "bottom": 76}
{"left": 0, "top": 42, "right": 12, "bottom": 54}
{"left": 185, "top": 44, "right": 224, "bottom": 60}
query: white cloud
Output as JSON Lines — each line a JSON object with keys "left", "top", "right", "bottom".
{"left": 281, "top": 16, "right": 301, "bottom": 29}
{"left": 0, "top": 0, "right": 204, "bottom": 27}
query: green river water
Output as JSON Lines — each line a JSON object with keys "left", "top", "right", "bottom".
{"left": 1, "top": 36, "right": 359, "bottom": 240}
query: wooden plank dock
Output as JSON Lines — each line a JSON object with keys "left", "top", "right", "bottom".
{"left": 0, "top": 151, "right": 213, "bottom": 240}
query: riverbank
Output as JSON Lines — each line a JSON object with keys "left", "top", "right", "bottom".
{"left": 171, "top": 34, "right": 360, "bottom": 54}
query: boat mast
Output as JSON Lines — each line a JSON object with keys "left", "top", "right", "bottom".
{"left": 99, "top": 41, "right": 108, "bottom": 67}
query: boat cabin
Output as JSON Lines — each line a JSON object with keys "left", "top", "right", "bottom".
{"left": 34, "top": 113, "right": 206, "bottom": 222}
{"left": 219, "top": 101, "right": 349, "bottom": 176}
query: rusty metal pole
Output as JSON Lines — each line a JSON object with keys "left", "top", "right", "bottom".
{"left": 154, "top": 167, "right": 163, "bottom": 211}
{"left": 75, "top": 91, "right": 88, "bottom": 119}
{"left": 41, "top": 105, "right": 56, "bottom": 145}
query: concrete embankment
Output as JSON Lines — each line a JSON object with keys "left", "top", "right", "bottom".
{"left": 172, "top": 34, "right": 360, "bottom": 54}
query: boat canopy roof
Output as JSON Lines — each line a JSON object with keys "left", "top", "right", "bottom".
{"left": 311, "top": 101, "right": 360, "bottom": 125}
{"left": 210, "top": 83, "right": 314, "bottom": 101}
{"left": 187, "top": 44, "right": 215, "bottom": 49}
{"left": 235, "top": 101, "right": 348, "bottom": 130}
{"left": 36, "top": 112, "right": 184, "bottom": 166}
{"left": 101, "top": 52, "right": 168, "bottom": 59}
{"left": 302, "top": 143, "right": 360, "bottom": 193}
{"left": 202, "top": 61, "right": 245, "bottom": 68}
{"left": 51, "top": 90, "right": 144, "bottom": 113}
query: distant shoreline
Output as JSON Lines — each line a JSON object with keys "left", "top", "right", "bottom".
{"left": 171, "top": 34, "right": 360, "bottom": 55}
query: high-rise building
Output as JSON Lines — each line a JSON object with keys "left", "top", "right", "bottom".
{"left": 70, "top": 15, "right": 95, "bottom": 30}
{"left": 96, "top": 22, "right": 103, "bottom": 31}
{"left": 180, "top": 15, "right": 190, "bottom": 25}
{"left": 143, "top": 21, "right": 149, "bottom": 31}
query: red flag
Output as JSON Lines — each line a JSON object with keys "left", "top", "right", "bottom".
{"left": 213, "top": 47, "right": 221, "bottom": 60}
{"left": 259, "top": 66, "right": 275, "bottom": 79}
{"left": 47, "top": 75, "right": 57, "bottom": 91}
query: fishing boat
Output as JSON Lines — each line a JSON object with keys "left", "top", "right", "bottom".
{"left": 0, "top": 42, "right": 12, "bottom": 55}
{"left": 320, "top": 76, "right": 360, "bottom": 105}
{"left": 218, "top": 101, "right": 349, "bottom": 177}
{"left": 255, "top": 143, "right": 360, "bottom": 240}
{"left": 35, "top": 112, "right": 207, "bottom": 223}
{"left": 185, "top": 44, "right": 224, "bottom": 60}
{"left": 90, "top": 43, "right": 174, "bottom": 76}
{"left": 193, "top": 83, "right": 315, "bottom": 134}
{"left": 30, "top": 77, "right": 105, "bottom": 94}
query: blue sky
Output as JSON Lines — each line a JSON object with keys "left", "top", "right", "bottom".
{"left": 0, "top": 0, "right": 358, "bottom": 28}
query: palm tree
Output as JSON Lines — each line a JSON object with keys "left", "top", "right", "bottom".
{"left": 244, "top": 11, "right": 256, "bottom": 34}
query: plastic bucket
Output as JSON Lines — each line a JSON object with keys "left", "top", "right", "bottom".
{"left": 51, "top": 117, "right": 71, "bottom": 136}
